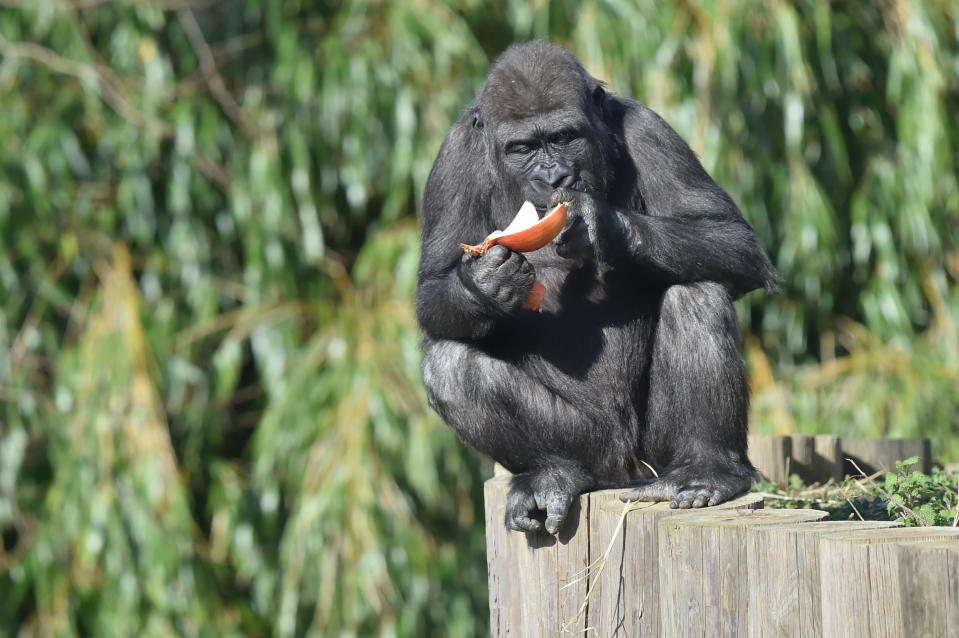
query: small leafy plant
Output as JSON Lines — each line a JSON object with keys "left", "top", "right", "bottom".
{"left": 754, "top": 459, "right": 959, "bottom": 527}
{"left": 883, "top": 457, "right": 959, "bottom": 526}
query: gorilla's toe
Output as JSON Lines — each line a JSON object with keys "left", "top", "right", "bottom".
{"left": 505, "top": 479, "right": 543, "bottom": 532}
{"left": 669, "top": 488, "right": 717, "bottom": 509}
{"left": 505, "top": 464, "right": 592, "bottom": 535}
{"left": 618, "top": 480, "right": 677, "bottom": 503}
{"left": 540, "top": 491, "right": 574, "bottom": 535}
{"left": 620, "top": 464, "right": 752, "bottom": 508}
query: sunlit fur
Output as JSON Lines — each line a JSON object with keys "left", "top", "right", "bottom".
{"left": 417, "top": 41, "right": 779, "bottom": 534}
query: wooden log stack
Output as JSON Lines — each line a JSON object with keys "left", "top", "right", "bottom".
{"left": 747, "top": 434, "right": 932, "bottom": 485}
{"left": 485, "top": 473, "right": 959, "bottom": 637}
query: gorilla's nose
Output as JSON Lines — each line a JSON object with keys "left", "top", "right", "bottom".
{"left": 546, "top": 164, "right": 577, "bottom": 189}
{"left": 531, "top": 164, "right": 577, "bottom": 193}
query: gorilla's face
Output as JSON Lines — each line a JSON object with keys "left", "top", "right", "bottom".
{"left": 478, "top": 45, "right": 613, "bottom": 215}
{"left": 496, "top": 109, "right": 606, "bottom": 211}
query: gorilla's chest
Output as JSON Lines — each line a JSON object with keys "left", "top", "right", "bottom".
{"left": 494, "top": 253, "right": 656, "bottom": 380}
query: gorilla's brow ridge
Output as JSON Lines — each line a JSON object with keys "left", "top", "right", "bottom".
{"left": 496, "top": 112, "right": 589, "bottom": 143}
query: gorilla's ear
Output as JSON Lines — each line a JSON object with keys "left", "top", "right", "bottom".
{"left": 591, "top": 84, "right": 606, "bottom": 108}
{"left": 472, "top": 114, "right": 484, "bottom": 130}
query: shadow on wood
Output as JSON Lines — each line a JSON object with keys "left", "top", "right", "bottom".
{"left": 748, "top": 434, "right": 931, "bottom": 486}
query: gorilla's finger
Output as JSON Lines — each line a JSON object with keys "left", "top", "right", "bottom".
{"left": 496, "top": 251, "right": 534, "bottom": 283}
{"left": 543, "top": 494, "right": 573, "bottom": 535}
{"left": 485, "top": 244, "right": 510, "bottom": 263}
{"left": 549, "top": 188, "right": 578, "bottom": 209}
{"left": 499, "top": 248, "right": 524, "bottom": 269}
{"left": 508, "top": 514, "right": 543, "bottom": 533}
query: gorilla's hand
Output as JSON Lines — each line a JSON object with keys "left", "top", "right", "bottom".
{"left": 550, "top": 189, "right": 626, "bottom": 265}
{"left": 460, "top": 245, "right": 535, "bottom": 313}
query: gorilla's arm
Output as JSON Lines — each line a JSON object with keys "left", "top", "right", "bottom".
{"left": 417, "top": 114, "right": 534, "bottom": 341}
{"left": 561, "top": 102, "right": 779, "bottom": 299}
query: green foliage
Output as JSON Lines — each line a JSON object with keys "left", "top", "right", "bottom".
{"left": 884, "top": 457, "right": 959, "bottom": 526}
{"left": 756, "top": 475, "right": 894, "bottom": 522}
{"left": 757, "top": 461, "right": 959, "bottom": 527}
{"left": 1, "top": 1, "right": 958, "bottom": 636}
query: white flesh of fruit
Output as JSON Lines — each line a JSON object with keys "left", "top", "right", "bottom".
{"left": 503, "top": 201, "right": 540, "bottom": 233}
{"left": 487, "top": 201, "right": 539, "bottom": 240}
{"left": 487, "top": 201, "right": 539, "bottom": 239}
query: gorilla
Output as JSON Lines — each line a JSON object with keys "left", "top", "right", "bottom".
{"left": 417, "top": 41, "right": 778, "bottom": 534}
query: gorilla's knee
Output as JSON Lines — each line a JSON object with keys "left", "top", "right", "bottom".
{"left": 655, "top": 282, "right": 743, "bottom": 378}
{"left": 660, "top": 282, "right": 738, "bottom": 339}
{"left": 421, "top": 340, "right": 469, "bottom": 414}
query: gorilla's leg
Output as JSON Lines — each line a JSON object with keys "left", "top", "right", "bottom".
{"left": 621, "top": 282, "right": 754, "bottom": 508}
{"left": 422, "top": 341, "right": 596, "bottom": 533}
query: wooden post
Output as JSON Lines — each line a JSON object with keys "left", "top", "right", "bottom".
{"left": 585, "top": 490, "right": 762, "bottom": 637}
{"left": 657, "top": 509, "right": 827, "bottom": 637}
{"left": 485, "top": 474, "right": 959, "bottom": 636}
{"left": 786, "top": 435, "right": 815, "bottom": 483}
{"left": 819, "top": 527, "right": 959, "bottom": 638}
{"left": 748, "top": 435, "right": 931, "bottom": 484}
{"left": 897, "top": 541, "right": 959, "bottom": 638}
{"left": 484, "top": 476, "right": 761, "bottom": 637}
{"left": 746, "top": 520, "right": 902, "bottom": 638}
{"left": 840, "top": 437, "right": 931, "bottom": 475}
{"left": 485, "top": 476, "right": 590, "bottom": 636}
{"left": 811, "top": 434, "right": 843, "bottom": 482}
{"left": 748, "top": 434, "right": 792, "bottom": 484}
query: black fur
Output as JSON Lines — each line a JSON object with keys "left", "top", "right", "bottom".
{"left": 417, "top": 41, "right": 778, "bottom": 534}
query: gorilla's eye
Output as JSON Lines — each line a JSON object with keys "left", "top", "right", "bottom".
{"left": 506, "top": 142, "right": 534, "bottom": 156}
{"left": 551, "top": 129, "right": 579, "bottom": 145}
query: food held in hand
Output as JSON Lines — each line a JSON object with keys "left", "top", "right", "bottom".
{"left": 459, "top": 200, "right": 570, "bottom": 312}
{"left": 461, "top": 201, "right": 570, "bottom": 256}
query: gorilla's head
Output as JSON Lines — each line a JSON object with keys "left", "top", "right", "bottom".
{"left": 475, "top": 41, "right": 619, "bottom": 211}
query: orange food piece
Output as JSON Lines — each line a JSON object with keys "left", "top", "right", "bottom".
{"left": 461, "top": 201, "right": 570, "bottom": 257}
{"left": 525, "top": 280, "right": 547, "bottom": 311}
{"left": 460, "top": 201, "right": 571, "bottom": 312}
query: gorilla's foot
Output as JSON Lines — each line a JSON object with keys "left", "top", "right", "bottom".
{"left": 618, "top": 463, "right": 753, "bottom": 509}
{"left": 505, "top": 463, "right": 594, "bottom": 534}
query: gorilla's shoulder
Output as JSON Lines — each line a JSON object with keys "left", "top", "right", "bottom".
{"left": 611, "top": 97, "right": 671, "bottom": 133}
{"left": 608, "top": 97, "right": 691, "bottom": 155}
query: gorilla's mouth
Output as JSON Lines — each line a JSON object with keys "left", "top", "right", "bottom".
{"left": 529, "top": 182, "right": 589, "bottom": 215}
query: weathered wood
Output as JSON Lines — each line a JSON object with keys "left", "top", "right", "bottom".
{"left": 585, "top": 491, "right": 762, "bottom": 638}
{"left": 657, "top": 508, "right": 827, "bottom": 637}
{"left": 840, "top": 437, "right": 931, "bottom": 475}
{"left": 484, "top": 476, "right": 762, "bottom": 637}
{"left": 485, "top": 476, "right": 589, "bottom": 637}
{"left": 775, "top": 435, "right": 842, "bottom": 484}
{"left": 786, "top": 435, "right": 815, "bottom": 483}
{"left": 485, "top": 465, "right": 954, "bottom": 637}
{"left": 897, "top": 541, "right": 959, "bottom": 638}
{"left": 819, "top": 527, "right": 959, "bottom": 638}
{"left": 748, "top": 434, "right": 792, "bottom": 484}
{"left": 748, "top": 435, "right": 930, "bottom": 484}
{"left": 746, "top": 520, "right": 902, "bottom": 638}
{"left": 812, "top": 434, "right": 843, "bottom": 482}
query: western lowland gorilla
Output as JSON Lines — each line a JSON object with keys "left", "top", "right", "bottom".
{"left": 416, "top": 41, "right": 778, "bottom": 534}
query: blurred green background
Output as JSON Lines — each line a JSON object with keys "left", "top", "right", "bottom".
{"left": 1, "top": 1, "right": 957, "bottom": 636}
